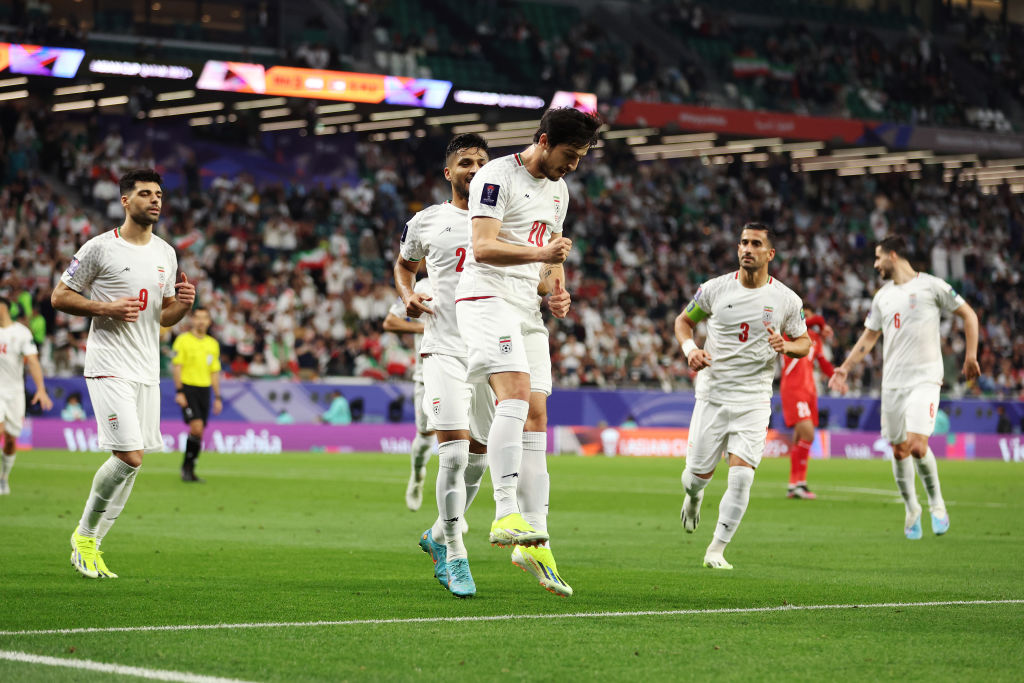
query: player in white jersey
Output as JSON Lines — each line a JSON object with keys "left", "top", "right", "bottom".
{"left": 455, "top": 108, "right": 600, "bottom": 597}
{"left": 52, "top": 169, "right": 195, "bottom": 579}
{"left": 383, "top": 278, "right": 436, "bottom": 510}
{"left": 394, "top": 133, "right": 495, "bottom": 598}
{"left": 829, "top": 235, "right": 979, "bottom": 540}
{"left": 675, "top": 224, "right": 810, "bottom": 569}
{"left": 0, "top": 296, "right": 53, "bottom": 494}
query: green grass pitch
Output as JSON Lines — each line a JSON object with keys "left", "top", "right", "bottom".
{"left": 1, "top": 449, "right": 1022, "bottom": 681}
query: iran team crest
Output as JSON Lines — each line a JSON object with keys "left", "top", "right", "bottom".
{"left": 909, "top": 293, "right": 917, "bottom": 309}
{"left": 107, "top": 413, "right": 119, "bottom": 431}
{"left": 432, "top": 397, "right": 441, "bottom": 416}
{"left": 762, "top": 306, "right": 774, "bottom": 327}
{"left": 499, "top": 335, "right": 512, "bottom": 354}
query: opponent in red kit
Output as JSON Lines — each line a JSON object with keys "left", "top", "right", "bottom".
{"left": 780, "top": 311, "right": 834, "bottom": 499}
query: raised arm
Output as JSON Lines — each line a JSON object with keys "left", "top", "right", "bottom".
{"left": 472, "top": 217, "right": 571, "bottom": 266}
{"left": 674, "top": 303, "right": 712, "bottom": 371}
{"left": 393, "top": 257, "right": 432, "bottom": 318}
{"left": 828, "top": 328, "right": 882, "bottom": 394}
{"left": 52, "top": 281, "right": 119, "bottom": 319}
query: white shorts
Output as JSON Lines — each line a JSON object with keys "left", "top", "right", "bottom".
{"left": 422, "top": 353, "right": 495, "bottom": 444}
{"left": 413, "top": 380, "right": 430, "bottom": 434}
{"left": 686, "top": 398, "right": 771, "bottom": 472}
{"left": 455, "top": 297, "right": 552, "bottom": 396}
{"left": 86, "top": 378, "right": 163, "bottom": 453}
{"left": 0, "top": 391, "right": 26, "bottom": 437}
{"left": 880, "top": 383, "right": 941, "bottom": 445}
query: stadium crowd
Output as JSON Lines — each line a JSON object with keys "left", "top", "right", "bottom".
{"left": 2, "top": 104, "right": 1022, "bottom": 399}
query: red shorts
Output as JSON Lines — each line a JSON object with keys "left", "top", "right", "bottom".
{"left": 781, "top": 391, "right": 819, "bottom": 428}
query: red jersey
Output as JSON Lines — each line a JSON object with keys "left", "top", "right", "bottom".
{"left": 780, "top": 324, "right": 834, "bottom": 398}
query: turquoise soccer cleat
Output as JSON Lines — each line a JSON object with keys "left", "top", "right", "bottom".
{"left": 446, "top": 558, "right": 476, "bottom": 598}
{"left": 418, "top": 528, "right": 449, "bottom": 588}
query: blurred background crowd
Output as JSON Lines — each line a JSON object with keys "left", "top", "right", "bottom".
{"left": 1, "top": 0, "right": 1022, "bottom": 399}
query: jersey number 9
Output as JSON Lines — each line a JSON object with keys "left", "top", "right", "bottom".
{"left": 138, "top": 289, "right": 148, "bottom": 311}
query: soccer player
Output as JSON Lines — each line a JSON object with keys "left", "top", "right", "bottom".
{"left": 0, "top": 295, "right": 53, "bottom": 494}
{"left": 455, "top": 108, "right": 600, "bottom": 596}
{"left": 52, "top": 169, "right": 195, "bottom": 578}
{"left": 675, "top": 224, "right": 810, "bottom": 569}
{"left": 394, "top": 133, "right": 494, "bottom": 598}
{"left": 171, "top": 307, "right": 222, "bottom": 483}
{"left": 780, "top": 309, "right": 835, "bottom": 499}
{"left": 828, "top": 235, "right": 979, "bottom": 539}
{"left": 383, "top": 278, "right": 436, "bottom": 511}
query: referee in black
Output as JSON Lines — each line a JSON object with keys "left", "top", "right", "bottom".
{"left": 171, "top": 308, "right": 222, "bottom": 482}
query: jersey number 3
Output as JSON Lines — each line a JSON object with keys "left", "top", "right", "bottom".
{"left": 738, "top": 322, "right": 750, "bottom": 342}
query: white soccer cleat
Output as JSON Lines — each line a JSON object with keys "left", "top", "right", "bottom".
{"left": 405, "top": 468, "right": 426, "bottom": 511}
{"left": 905, "top": 504, "right": 923, "bottom": 540}
{"left": 0, "top": 479, "right": 9, "bottom": 495}
{"left": 702, "top": 552, "right": 733, "bottom": 570}
{"left": 681, "top": 490, "right": 703, "bottom": 534}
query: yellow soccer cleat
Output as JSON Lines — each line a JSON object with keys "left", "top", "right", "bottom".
{"left": 488, "top": 513, "right": 548, "bottom": 547}
{"left": 69, "top": 530, "right": 100, "bottom": 579}
{"left": 511, "top": 545, "right": 573, "bottom": 597}
{"left": 93, "top": 547, "right": 118, "bottom": 578}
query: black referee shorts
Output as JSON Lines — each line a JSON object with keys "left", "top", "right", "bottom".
{"left": 181, "top": 385, "right": 211, "bottom": 425}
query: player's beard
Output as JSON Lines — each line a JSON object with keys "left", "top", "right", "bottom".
{"left": 454, "top": 179, "right": 470, "bottom": 200}
{"left": 130, "top": 207, "right": 159, "bottom": 227}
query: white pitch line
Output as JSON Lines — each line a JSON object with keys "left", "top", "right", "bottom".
{"left": 0, "top": 649, "right": 256, "bottom": 683}
{"left": 0, "top": 599, "right": 1020, "bottom": 637}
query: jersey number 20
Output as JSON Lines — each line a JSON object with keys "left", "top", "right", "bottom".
{"left": 527, "top": 221, "right": 547, "bottom": 247}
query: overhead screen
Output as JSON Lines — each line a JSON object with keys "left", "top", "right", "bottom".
{"left": 197, "top": 61, "right": 452, "bottom": 108}
{"left": 0, "top": 42, "right": 85, "bottom": 78}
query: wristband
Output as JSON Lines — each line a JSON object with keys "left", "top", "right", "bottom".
{"left": 681, "top": 339, "right": 699, "bottom": 358}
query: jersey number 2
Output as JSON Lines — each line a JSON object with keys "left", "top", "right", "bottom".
{"left": 138, "top": 289, "right": 148, "bottom": 311}
{"left": 455, "top": 247, "right": 466, "bottom": 272}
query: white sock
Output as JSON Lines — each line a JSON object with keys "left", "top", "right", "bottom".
{"left": 411, "top": 433, "right": 433, "bottom": 477}
{"left": 1, "top": 453, "right": 14, "bottom": 480}
{"left": 891, "top": 455, "right": 919, "bottom": 514}
{"left": 77, "top": 457, "right": 136, "bottom": 537}
{"left": 96, "top": 466, "right": 140, "bottom": 543}
{"left": 914, "top": 448, "right": 946, "bottom": 517}
{"left": 434, "top": 440, "right": 469, "bottom": 560}
{"left": 519, "top": 431, "right": 549, "bottom": 535}
{"left": 487, "top": 399, "right": 529, "bottom": 519}
{"left": 681, "top": 468, "right": 711, "bottom": 498}
{"left": 463, "top": 450, "right": 488, "bottom": 512}
{"left": 709, "top": 466, "right": 755, "bottom": 550}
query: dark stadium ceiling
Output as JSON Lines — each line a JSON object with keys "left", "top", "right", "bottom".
{"left": 4, "top": 68, "right": 1024, "bottom": 192}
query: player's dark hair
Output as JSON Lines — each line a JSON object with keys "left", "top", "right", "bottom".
{"left": 445, "top": 133, "right": 488, "bottom": 165}
{"left": 119, "top": 169, "right": 163, "bottom": 196}
{"left": 534, "top": 107, "right": 602, "bottom": 149}
{"left": 877, "top": 234, "right": 908, "bottom": 258}
{"left": 742, "top": 222, "right": 775, "bottom": 246}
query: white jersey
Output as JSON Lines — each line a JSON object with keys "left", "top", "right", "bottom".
{"left": 61, "top": 228, "right": 178, "bottom": 385}
{"left": 387, "top": 279, "right": 432, "bottom": 382}
{"left": 0, "top": 322, "right": 37, "bottom": 396}
{"left": 456, "top": 152, "right": 569, "bottom": 310}
{"left": 865, "top": 272, "right": 965, "bottom": 390}
{"left": 692, "top": 272, "right": 807, "bottom": 404}
{"left": 399, "top": 202, "right": 470, "bottom": 358}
